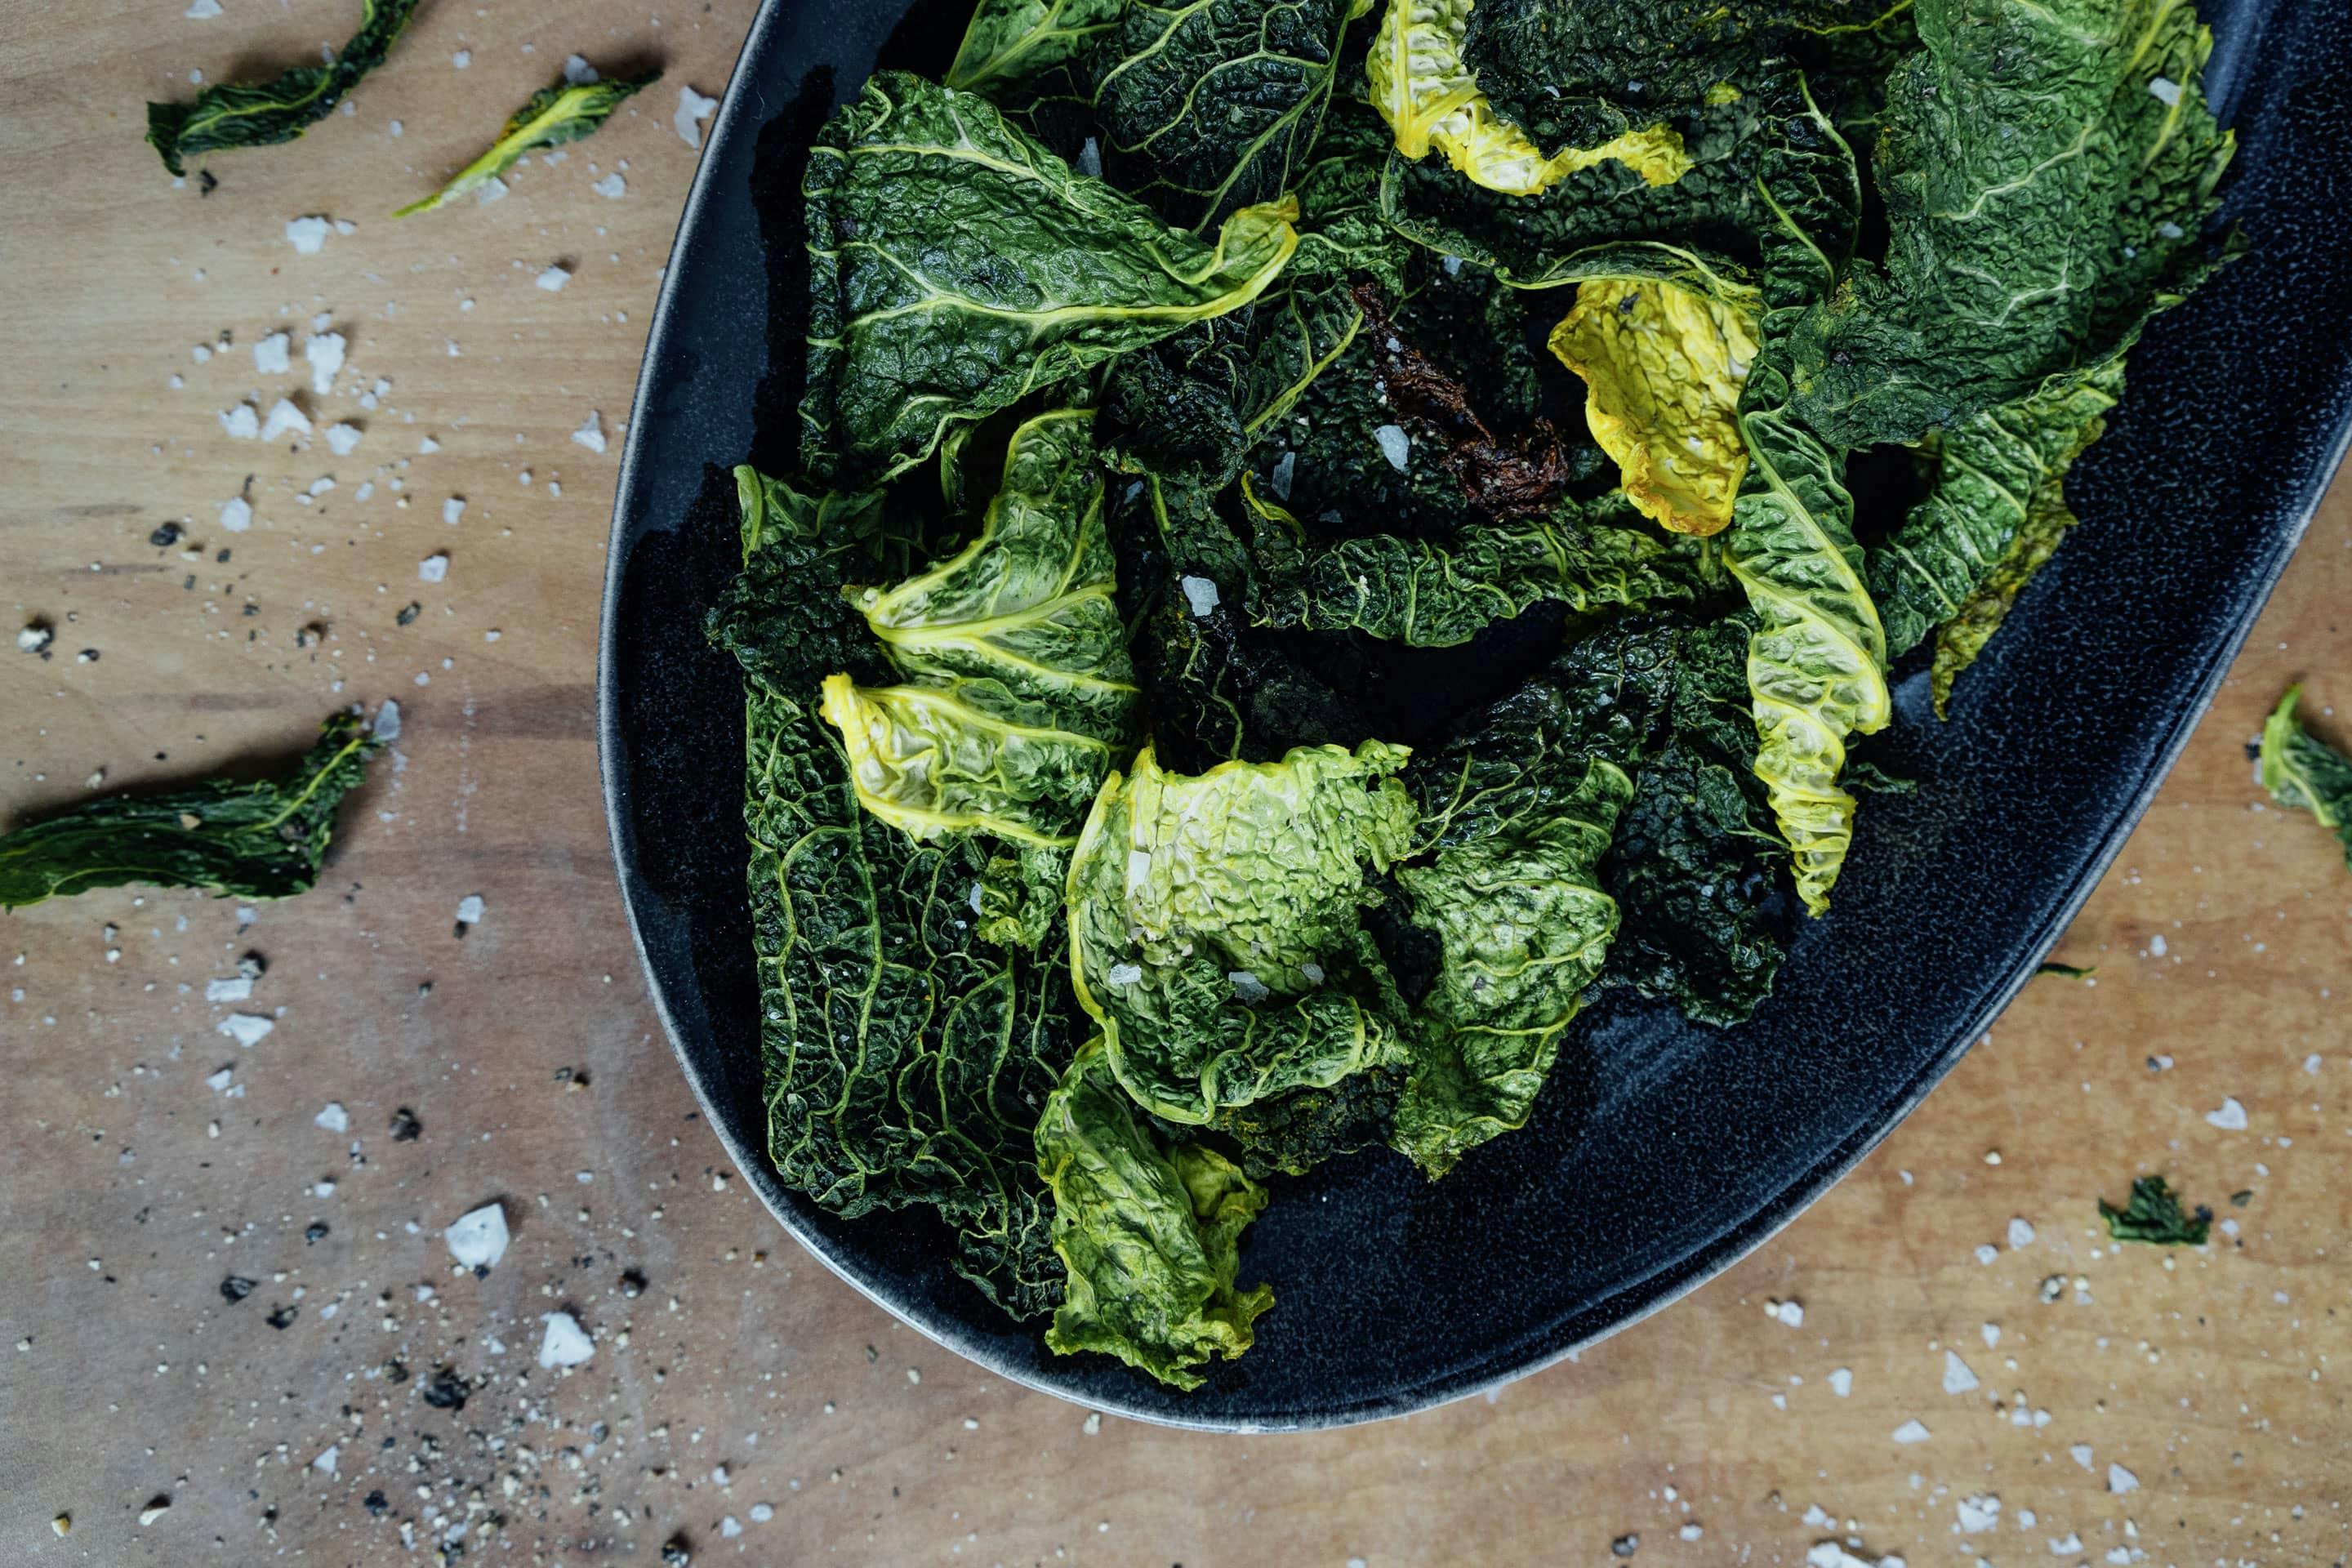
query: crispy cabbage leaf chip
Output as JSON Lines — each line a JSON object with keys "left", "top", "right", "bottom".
{"left": 2260, "top": 685, "right": 2352, "bottom": 872}
{"left": 0, "top": 714, "right": 380, "bottom": 910}
{"left": 820, "top": 411, "right": 1142, "bottom": 848}
{"left": 1245, "top": 481, "right": 1726, "bottom": 648}
{"left": 1036, "top": 1041, "right": 1275, "bottom": 1388}
{"left": 1722, "top": 81, "right": 1886, "bottom": 917}
{"left": 1548, "top": 278, "right": 1762, "bottom": 537}
{"left": 1867, "top": 363, "right": 2123, "bottom": 714}
{"left": 146, "top": 0, "right": 422, "bottom": 176}
{"left": 710, "top": 467, "right": 1078, "bottom": 1320}
{"left": 1391, "top": 697, "right": 1634, "bottom": 1175}
{"left": 1786, "top": 0, "right": 2234, "bottom": 448}
{"left": 1366, "top": 0, "right": 1692, "bottom": 197}
{"left": 800, "top": 73, "right": 1300, "bottom": 485}
{"left": 1067, "top": 740, "right": 1421, "bottom": 1125}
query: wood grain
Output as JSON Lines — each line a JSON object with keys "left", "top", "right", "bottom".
{"left": 2, "top": 3, "right": 2347, "bottom": 1564}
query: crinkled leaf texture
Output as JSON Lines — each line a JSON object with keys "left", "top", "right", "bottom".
{"left": 2260, "top": 685, "right": 2352, "bottom": 872}
{"left": 819, "top": 411, "right": 1142, "bottom": 847}
{"left": 1787, "top": 0, "right": 2234, "bottom": 447}
{"left": 1392, "top": 699, "right": 1634, "bottom": 1176}
{"left": 1858, "top": 359, "right": 2123, "bottom": 719}
{"left": 1725, "top": 82, "right": 1886, "bottom": 917}
{"left": 1366, "top": 0, "right": 1693, "bottom": 197}
{"left": 1546, "top": 616, "right": 1791, "bottom": 1026}
{"left": 1548, "top": 277, "right": 1762, "bottom": 537}
{"left": 1868, "top": 365, "right": 2121, "bottom": 662}
{"left": 1729, "top": 404, "right": 1887, "bottom": 918}
{"left": 1037, "top": 1041, "right": 1275, "bottom": 1388}
{"left": 947, "top": 0, "right": 1131, "bottom": 95}
{"left": 717, "top": 467, "right": 1076, "bottom": 1321}
{"left": 1246, "top": 483, "right": 1726, "bottom": 648}
{"left": 146, "top": 0, "right": 422, "bottom": 176}
{"left": 1372, "top": 66, "right": 1788, "bottom": 292}
{"left": 0, "top": 713, "right": 379, "bottom": 910}
{"left": 1918, "top": 367, "right": 2125, "bottom": 717}
{"left": 1093, "top": 0, "right": 1371, "bottom": 232}
{"left": 395, "top": 73, "right": 658, "bottom": 216}
{"left": 1068, "top": 740, "right": 1421, "bottom": 1125}
{"left": 800, "top": 73, "right": 1300, "bottom": 485}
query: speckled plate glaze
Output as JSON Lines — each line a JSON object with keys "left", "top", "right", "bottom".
{"left": 599, "top": 0, "right": 2352, "bottom": 1429}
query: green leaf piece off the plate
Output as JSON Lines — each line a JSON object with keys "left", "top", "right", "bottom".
{"left": 146, "top": 0, "right": 424, "bottom": 176}
{"left": 396, "top": 73, "right": 659, "bottom": 216}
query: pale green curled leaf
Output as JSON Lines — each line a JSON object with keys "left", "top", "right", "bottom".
{"left": 818, "top": 411, "right": 1142, "bottom": 847}
{"left": 1067, "top": 740, "right": 1419, "bottom": 1125}
{"left": 710, "top": 467, "right": 1074, "bottom": 1320}
{"left": 1365, "top": 0, "right": 1695, "bottom": 198}
{"left": 394, "top": 73, "right": 659, "bottom": 216}
{"left": 2259, "top": 685, "right": 2352, "bottom": 872}
{"left": 800, "top": 73, "right": 1302, "bottom": 486}
{"left": 1788, "top": 0, "right": 2234, "bottom": 448}
{"left": 948, "top": 0, "right": 1131, "bottom": 94}
{"left": 1390, "top": 702, "right": 1633, "bottom": 1177}
{"left": 0, "top": 714, "right": 380, "bottom": 911}
{"left": 1726, "top": 82, "right": 1884, "bottom": 918}
{"left": 146, "top": 0, "right": 422, "bottom": 176}
{"left": 1246, "top": 483, "right": 1727, "bottom": 647}
{"left": 1869, "top": 364, "right": 2122, "bottom": 662}
{"left": 1092, "top": 0, "right": 1370, "bottom": 232}
{"left": 1922, "top": 369, "right": 2123, "bottom": 715}
{"left": 1038, "top": 1041, "right": 1274, "bottom": 1388}
{"left": 817, "top": 677, "right": 1121, "bottom": 849}
{"left": 1729, "top": 410, "right": 1887, "bottom": 918}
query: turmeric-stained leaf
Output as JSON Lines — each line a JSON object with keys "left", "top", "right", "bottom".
{"left": 1549, "top": 277, "right": 1762, "bottom": 537}
{"left": 0, "top": 714, "right": 379, "bottom": 909}
{"left": 146, "top": 0, "right": 422, "bottom": 176}
{"left": 394, "top": 73, "right": 658, "bottom": 216}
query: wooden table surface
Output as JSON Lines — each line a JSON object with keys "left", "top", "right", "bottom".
{"left": 3, "top": 4, "right": 2349, "bottom": 1565}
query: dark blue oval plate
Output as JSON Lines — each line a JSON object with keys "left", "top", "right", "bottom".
{"left": 600, "top": 0, "right": 2352, "bottom": 1429}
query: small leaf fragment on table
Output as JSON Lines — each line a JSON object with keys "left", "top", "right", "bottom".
{"left": 2098, "top": 1175, "right": 2210, "bottom": 1246}
{"left": 0, "top": 713, "right": 381, "bottom": 910}
{"left": 146, "top": 0, "right": 425, "bottom": 176}
{"left": 2258, "top": 684, "right": 2352, "bottom": 871}
{"left": 395, "top": 72, "right": 660, "bottom": 216}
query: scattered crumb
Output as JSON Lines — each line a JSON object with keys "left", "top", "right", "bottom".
{"left": 445, "top": 1202, "right": 510, "bottom": 1270}
{"left": 675, "top": 85, "right": 719, "bottom": 149}
{"left": 284, "top": 216, "right": 333, "bottom": 255}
